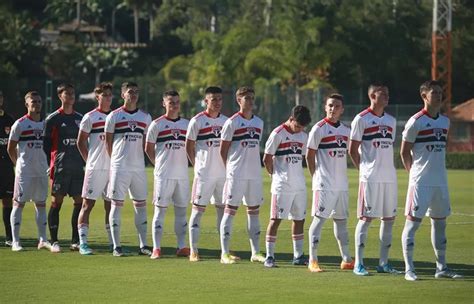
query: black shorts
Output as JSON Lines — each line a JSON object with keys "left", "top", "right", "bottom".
{"left": 0, "top": 166, "right": 14, "bottom": 199}
{"left": 51, "top": 167, "right": 84, "bottom": 197}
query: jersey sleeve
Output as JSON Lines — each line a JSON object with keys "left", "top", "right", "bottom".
{"left": 221, "top": 118, "right": 235, "bottom": 141}
{"left": 350, "top": 115, "right": 364, "bottom": 142}
{"left": 104, "top": 112, "right": 115, "bottom": 134}
{"left": 301, "top": 132, "right": 308, "bottom": 156}
{"left": 186, "top": 117, "right": 199, "bottom": 141}
{"left": 144, "top": 113, "right": 152, "bottom": 135}
{"left": 402, "top": 117, "right": 418, "bottom": 143}
{"left": 307, "top": 125, "right": 322, "bottom": 151}
{"left": 79, "top": 114, "right": 92, "bottom": 134}
{"left": 264, "top": 131, "right": 280, "bottom": 155}
{"left": 146, "top": 121, "right": 158, "bottom": 144}
{"left": 42, "top": 115, "right": 54, "bottom": 164}
{"left": 8, "top": 120, "right": 21, "bottom": 142}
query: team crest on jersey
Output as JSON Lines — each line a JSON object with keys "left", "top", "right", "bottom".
{"left": 372, "top": 141, "right": 381, "bottom": 148}
{"left": 335, "top": 135, "right": 344, "bottom": 146}
{"left": 212, "top": 126, "right": 221, "bottom": 137}
{"left": 128, "top": 121, "right": 138, "bottom": 131}
{"left": 247, "top": 127, "right": 256, "bottom": 138}
{"left": 290, "top": 142, "right": 299, "bottom": 153}
{"left": 171, "top": 129, "right": 181, "bottom": 139}
{"left": 34, "top": 130, "right": 42, "bottom": 139}
{"left": 4, "top": 126, "right": 11, "bottom": 135}
{"left": 426, "top": 145, "right": 434, "bottom": 152}
{"left": 379, "top": 126, "right": 389, "bottom": 137}
{"left": 328, "top": 150, "right": 337, "bottom": 157}
{"left": 434, "top": 128, "right": 443, "bottom": 140}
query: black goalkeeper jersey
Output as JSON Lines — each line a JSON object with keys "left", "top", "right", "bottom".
{"left": 43, "top": 108, "right": 85, "bottom": 178}
{"left": 0, "top": 112, "right": 14, "bottom": 168}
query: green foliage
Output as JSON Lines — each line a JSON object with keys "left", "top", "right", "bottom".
{"left": 446, "top": 153, "right": 474, "bottom": 169}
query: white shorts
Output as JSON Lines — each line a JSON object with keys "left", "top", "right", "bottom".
{"left": 312, "top": 190, "right": 349, "bottom": 219}
{"left": 270, "top": 191, "right": 306, "bottom": 221}
{"left": 357, "top": 182, "right": 397, "bottom": 218}
{"left": 153, "top": 179, "right": 190, "bottom": 208}
{"left": 223, "top": 178, "right": 263, "bottom": 207}
{"left": 108, "top": 170, "right": 147, "bottom": 201}
{"left": 191, "top": 177, "right": 225, "bottom": 206}
{"left": 405, "top": 184, "right": 451, "bottom": 218}
{"left": 13, "top": 175, "right": 48, "bottom": 203}
{"left": 82, "top": 169, "right": 109, "bottom": 200}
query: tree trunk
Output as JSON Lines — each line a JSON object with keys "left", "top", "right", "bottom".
{"left": 134, "top": 7, "right": 139, "bottom": 44}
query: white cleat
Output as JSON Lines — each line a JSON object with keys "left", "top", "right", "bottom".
{"left": 37, "top": 240, "right": 52, "bottom": 251}
{"left": 250, "top": 253, "right": 266, "bottom": 263}
{"left": 405, "top": 270, "right": 418, "bottom": 281}
{"left": 435, "top": 268, "right": 463, "bottom": 279}
{"left": 11, "top": 242, "right": 24, "bottom": 252}
{"left": 50, "top": 242, "right": 61, "bottom": 253}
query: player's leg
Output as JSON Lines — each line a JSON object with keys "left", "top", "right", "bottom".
{"left": 189, "top": 204, "right": 205, "bottom": 260}
{"left": 220, "top": 178, "right": 243, "bottom": 263}
{"left": 10, "top": 200, "right": 25, "bottom": 251}
{"left": 173, "top": 179, "right": 190, "bottom": 257}
{"left": 353, "top": 181, "right": 373, "bottom": 275}
{"left": 289, "top": 191, "right": 306, "bottom": 265}
{"left": 48, "top": 192, "right": 64, "bottom": 251}
{"left": 150, "top": 179, "right": 171, "bottom": 259}
{"left": 265, "top": 193, "right": 282, "bottom": 262}
{"left": 1, "top": 167, "right": 14, "bottom": 246}
{"left": 104, "top": 199, "right": 113, "bottom": 250}
{"left": 70, "top": 195, "right": 82, "bottom": 250}
{"left": 308, "top": 190, "right": 331, "bottom": 271}
{"left": 244, "top": 179, "right": 264, "bottom": 262}
{"left": 108, "top": 170, "right": 130, "bottom": 256}
{"left": 333, "top": 191, "right": 353, "bottom": 269}
{"left": 78, "top": 198, "right": 95, "bottom": 254}
{"left": 213, "top": 179, "right": 226, "bottom": 234}
{"left": 130, "top": 170, "right": 150, "bottom": 255}
{"left": 32, "top": 176, "right": 50, "bottom": 250}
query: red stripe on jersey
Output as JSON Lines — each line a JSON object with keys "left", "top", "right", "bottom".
{"left": 417, "top": 128, "right": 448, "bottom": 136}
{"left": 115, "top": 121, "right": 147, "bottom": 128}
{"left": 21, "top": 129, "right": 34, "bottom": 136}
{"left": 157, "top": 129, "right": 187, "bottom": 137}
{"left": 320, "top": 135, "right": 349, "bottom": 143}
{"left": 363, "top": 126, "right": 393, "bottom": 134}
{"left": 234, "top": 127, "right": 261, "bottom": 135}
{"left": 317, "top": 119, "right": 327, "bottom": 127}
{"left": 413, "top": 110, "right": 425, "bottom": 120}
{"left": 277, "top": 142, "right": 304, "bottom": 149}
{"left": 359, "top": 108, "right": 371, "bottom": 117}
{"left": 198, "top": 126, "right": 213, "bottom": 134}
{"left": 274, "top": 125, "right": 285, "bottom": 134}
{"left": 92, "top": 121, "right": 105, "bottom": 128}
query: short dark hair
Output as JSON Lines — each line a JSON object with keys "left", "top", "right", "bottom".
{"left": 163, "top": 90, "right": 179, "bottom": 98}
{"left": 326, "top": 93, "right": 344, "bottom": 103}
{"left": 57, "top": 83, "right": 74, "bottom": 95}
{"left": 368, "top": 82, "right": 387, "bottom": 95}
{"left": 25, "top": 91, "right": 41, "bottom": 101}
{"left": 420, "top": 80, "right": 442, "bottom": 95}
{"left": 205, "top": 86, "right": 222, "bottom": 94}
{"left": 291, "top": 105, "right": 311, "bottom": 126}
{"left": 94, "top": 82, "right": 113, "bottom": 95}
{"left": 236, "top": 86, "right": 255, "bottom": 98}
{"left": 121, "top": 82, "right": 138, "bottom": 92}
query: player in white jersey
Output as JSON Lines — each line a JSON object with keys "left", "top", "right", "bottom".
{"left": 186, "top": 87, "right": 228, "bottom": 262}
{"left": 7, "top": 91, "right": 50, "bottom": 252}
{"left": 306, "top": 94, "right": 354, "bottom": 272}
{"left": 400, "top": 80, "right": 462, "bottom": 281}
{"left": 219, "top": 86, "right": 265, "bottom": 264}
{"left": 105, "top": 82, "right": 152, "bottom": 257}
{"left": 349, "top": 83, "right": 400, "bottom": 276}
{"left": 76, "top": 83, "right": 114, "bottom": 255}
{"left": 262, "top": 105, "right": 311, "bottom": 268}
{"left": 145, "top": 90, "right": 190, "bottom": 259}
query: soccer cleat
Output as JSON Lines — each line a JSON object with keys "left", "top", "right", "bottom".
{"left": 37, "top": 241, "right": 52, "bottom": 251}
{"left": 264, "top": 256, "right": 277, "bottom": 268}
{"left": 292, "top": 255, "right": 309, "bottom": 266}
{"left": 229, "top": 253, "right": 241, "bottom": 261}
{"left": 5, "top": 240, "right": 12, "bottom": 247}
{"left": 340, "top": 260, "right": 355, "bottom": 270}
{"left": 308, "top": 260, "right": 323, "bottom": 273}
{"left": 376, "top": 264, "right": 402, "bottom": 274}
{"left": 138, "top": 246, "right": 152, "bottom": 256}
{"left": 70, "top": 243, "right": 80, "bottom": 251}
{"left": 11, "top": 242, "right": 24, "bottom": 252}
{"left": 50, "top": 242, "right": 61, "bottom": 253}
{"left": 189, "top": 251, "right": 200, "bottom": 262}
{"left": 150, "top": 248, "right": 161, "bottom": 260}
{"left": 353, "top": 264, "right": 369, "bottom": 276}
{"left": 405, "top": 270, "right": 418, "bottom": 281}
{"left": 79, "top": 244, "right": 93, "bottom": 255}
{"left": 113, "top": 247, "right": 124, "bottom": 257}
{"left": 250, "top": 253, "right": 266, "bottom": 263}
{"left": 221, "top": 253, "right": 237, "bottom": 264}
{"left": 176, "top": 247, "right": 191, "bottom": 257}
{"left": 434, "top": 268, "right": 463, "bottom": 279}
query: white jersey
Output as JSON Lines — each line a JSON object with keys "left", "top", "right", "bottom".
{"left": 402, "top": 109, "right": 449, "bottom": 186}
{"left": 350, "top": 108, "right": 397, "bottom": 183}
{"left": 221, "top": 112, "right": 263, "bottom": 180}
{"left": 186, "top": 111, "right": 227, "bottom": 179}
{"left": 307, "top": 118, "right": 350, "bottom": 191}
{"left": 9, "top": 115, "right": 48, "bottom": 177}
{"left": 146, "top": 115, "right": 189, "bottom": 180}
{"left": 105, "top": 107, "right": 151, "bottom": 172}
{"left": 265, "top": 124, "right": 307, "bottom": 193}
{"left": 79, "top": 108, "right": 110, "bottom": 171}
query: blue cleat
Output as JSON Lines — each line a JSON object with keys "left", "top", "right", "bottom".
{"left": 353, "top": 264, "right": 369, "bottom": 276}
{"left": 292, "top": 255, "right": 308, "bottom": 266}
{"left": 376, "top": 264, "right": 402, "bottom": 274}
{"left": 79, "top": 243, "right": 93, "bottom": 255}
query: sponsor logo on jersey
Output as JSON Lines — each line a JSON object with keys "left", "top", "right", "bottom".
{"left": 62, "top": 138, "right": 77, "bottom": 146}
{"left": 329, "top": 150, "right": 337, "bottom": 157}
{"left": 99, "top": 134, "right": 105, "bottom": 140}
{"left": 165, "top": 143, "right": 172, "bottom": 149}
{"left": 27, "top": 142, "right": 34, "bottom": 148}
{"left": 241, "top": 141, "right": 248, "bottom": 147}
{"left": 373, "top": 141, "right": 381, "bottom": 148}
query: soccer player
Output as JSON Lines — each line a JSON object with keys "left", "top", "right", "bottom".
{"left": 306, "top": 94, "right": 354, "bottom": 272}
{"left": 400, "top": 80, "right": 462, "bottom": 281}
{"left": 349, "top": 83, "right": 400, "bottom": 276}
{"left": 76, "top": 83, "right": 114, "bottom": 255}
{"left": 146, "top": 90, "right": 190, "bottom": 259}
{"left": 43, "top": 83, "right": 85, "bottom": 253}
{"left": 186, "top": 87, "right": 227, "bottom": 262}
{"left": 0, "top": 90, "right": 14, "bottom": 246}
{"left": 263, "top": 105, "right": 311, "bottom": 268}
{"left": 7, "top": 91, "right": 50, "bottom": 251}
{"left": 220, "top": 86, "right": 265, "bottom": 264}
{"left": 105, "top": 82, "right": 152, "bottom": 257}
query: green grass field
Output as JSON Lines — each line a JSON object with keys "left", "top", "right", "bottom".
{"left": 1, "top": 169, "right": 473, "bottom": 303}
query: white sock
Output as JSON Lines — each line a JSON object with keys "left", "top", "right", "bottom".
{"left": 401, "top": 219, "right": 421, "bottom": 272}
{"left": 34, "top": 202, "right": 48, "bottom": 242}
{"left": 133, "top": 201, "right": 148, "bottom": 248}
{"left": 220, "top": 207, "right": 236, "bottom": 255}
{"left": 189, "top": 205, "right": 205, "bottom": 252}
{"left": 379, "top": 219, "right": 394, "bottom": 266}
{"left": 265, "top": 235, "right": 276, "bottom": 258}
{"left": 152, "top": 206, "right": 167, "bottom": 249}
{"left": 10, "top": 202, "right": 24, "bottom": 243}
{"left": 109, "top": 200, "right": 123, "bottom": 248}
{"left": 215, "top": 205, "right": 225, "bottom": 234}
{"left": 292, "top": 233, "right": 304, "bottom": 259}
{"left": 78, "top": 223, "right": 89, "bottom": 245}
{"left": 431, "top": 218, "right": 447, "bottom": 271}
{"left": 105, "top": 223, "right": 113, "bottom": 245}
{"left": 355, "top": 219, "right": 371, "bottom": 266}
{"left": 308, "top": 216, "right": 326, "bottom": 262}
{"left": 333, "top": 219, "right": 352, "bottom": 262}
{"left": 247, "top": 208, "right": 261, "bottom": 255}
{"left": 174, "top": 206, "right": 188, "bottom": 249}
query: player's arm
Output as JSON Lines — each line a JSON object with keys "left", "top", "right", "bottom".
{"left": 77, "top": 131, "right": 89, "bottom": 162}
{"left": 306, "top": 148, "right": 317, "bottom": 176}
{"left": 105, "top": 132, "right": 113, "bottom": 157}
{"left": 7, "top": 140, "right": 18, "bottom": 165}
{"left": 220, "top": 140, "right": 231, "bottom": 167}
{"left": 262, "top": 153, "right": 274, "bottom": 175}
{"left": 185, "top": 139, "right": 196, "bottom": 166}
{"left": 349, "top": 140, "right": 361, "bottom": 170}
{"left": 400, "top": 141, "right": 414, "bottom": 172}
{"left": 43, "top": 117, "right": 54, "bottom": 165}
{"left": 145, "top": 142, "right": 155, "bottom": 166}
